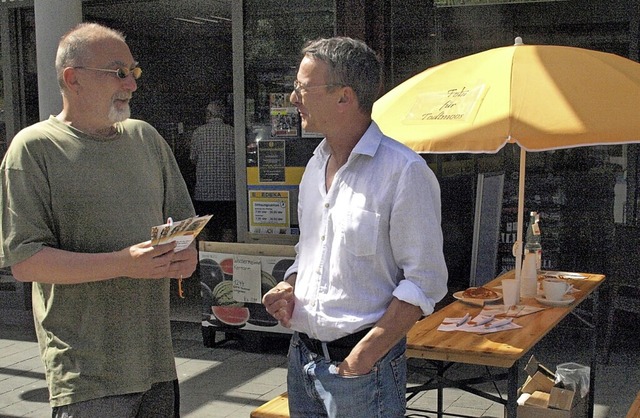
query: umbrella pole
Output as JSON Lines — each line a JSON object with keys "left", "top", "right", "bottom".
{"left": 514, "top": 148, "right": 526, "bottom": 290}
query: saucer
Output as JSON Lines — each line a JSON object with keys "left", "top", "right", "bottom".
{"left": 453, "top": 290, "right": 502, "bottom": 303}
{"left": 541, "top": 271, "right": 587, "bottom": 280}
{"left": 535, "top": 295, "right": 575, "bottom": 306}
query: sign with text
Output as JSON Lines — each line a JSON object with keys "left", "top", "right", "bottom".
{"left": 232, "top": 255, "right": 262, "bottom": 304}
{"left": 258, "top": 140, "right": 286, "bottom": 182}
{"left": 248, "top": 190, "right": 291, "bottom": 234}
{"left": 403, "top": 85, "right": 488, "bottom": 124}
{"left": 199, "top": 242, "right": 295, "bottom": 335}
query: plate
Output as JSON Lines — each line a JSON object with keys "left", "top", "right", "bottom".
{"left": 535, "top": 295, "right": 575, "bottom": 306}
{"left": 541, "top": 271, "right": 588, "bottom": 280}
{"left": 453, "top": 290, "right": 502, "bottom": 303}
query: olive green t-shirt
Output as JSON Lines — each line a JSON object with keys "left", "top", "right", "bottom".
{"left": 0, "top": 116, "right": 195, "bottom": 407}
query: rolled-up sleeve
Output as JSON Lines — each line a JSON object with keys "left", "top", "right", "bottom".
{"left": 390, "top": 160, "right": 448, "bottom": 316}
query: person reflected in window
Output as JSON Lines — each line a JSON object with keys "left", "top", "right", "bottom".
{"left": 190, "top": 100, "right": 236, "bottom": 242}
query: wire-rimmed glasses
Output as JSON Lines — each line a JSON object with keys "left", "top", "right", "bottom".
{"left": 293, "top": 80, "right": 342, "bottom": 96}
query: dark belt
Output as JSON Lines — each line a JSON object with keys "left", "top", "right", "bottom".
{"left": 298, "top": 327, "right": 372, "bottom": 362}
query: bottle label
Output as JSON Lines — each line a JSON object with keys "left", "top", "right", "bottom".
{"left": 521, "top": 252, "right": 538, "bottom": 297}
{"left": 532, "top": 222, "right": 541, "bottom": 236}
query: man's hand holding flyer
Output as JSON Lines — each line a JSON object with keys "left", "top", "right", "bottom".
{"left": 151, "top": 214, "right": 213, "bottom": 251}
{"left": 151, "top": 214, "right": 213, "bottom": 298}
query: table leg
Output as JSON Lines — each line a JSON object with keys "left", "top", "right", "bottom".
{"left": 506, "top": 360, "right": 519, "bottom": 418}
{"left": 437, "top": 361, "right": 445, "bottom": 418}
{"left": 588, "top": 288, "right": 600, "bottom": 418}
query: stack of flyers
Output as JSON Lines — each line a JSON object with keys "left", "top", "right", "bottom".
{"left": 150, "top": 214, "right": 213, "bottom": 251}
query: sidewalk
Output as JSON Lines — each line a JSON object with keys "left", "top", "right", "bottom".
{"left": 1, "top": 307, "right": 639, "bottom": 417}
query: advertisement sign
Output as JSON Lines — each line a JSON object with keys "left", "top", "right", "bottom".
{"left": 403, "top": 84, "right": 487, "bottom": 124}
{"left": 199, "top": 242, "right": 296, "bottom": 337}
{"left": 248, "top": 190, "right": 291, "bottom": 234}
{"left": 258, "top": 140, "right": 286, "bottom": 183}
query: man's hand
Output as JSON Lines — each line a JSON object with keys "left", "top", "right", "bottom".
{"left": 122, "top": 240, "right": 197, "bottom": 280}
{"left": 335, "top": 298, "right": 423, "bottom": 377}
{"left": 262, "top": 280, "right": 295, "bottom": 327}
{"left": 168, "top": 242, "right": 198, "bottom": 279}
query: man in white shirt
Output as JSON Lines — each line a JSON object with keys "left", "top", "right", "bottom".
{"left": 262, "top": 37, "right": 448, "bottom": 418}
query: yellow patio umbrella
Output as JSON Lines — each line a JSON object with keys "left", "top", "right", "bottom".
{"left": 372, "top": 38, "right": 640, "bottom": 284}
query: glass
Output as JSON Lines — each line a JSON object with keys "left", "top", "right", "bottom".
{"left": 243, "top": 0, "right": 335, "bottom": 241}
{"left": 292, "top": 80, "right": 341, "bottom": 96}
{"left": 501, "top": 278, "right": 519, "bottom": 307}
{"left": 74, "top": 66, "right": 142, "bottom": 80}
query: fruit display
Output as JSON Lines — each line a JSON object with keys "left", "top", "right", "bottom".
{"left": 211, "top": 305, "right": 250, "bottom": 327}
{"left": 199, "top": 253, "right": 295, "bottom": 332}
{"left": 212, "top": 280, "right": 243, "bottom": 307}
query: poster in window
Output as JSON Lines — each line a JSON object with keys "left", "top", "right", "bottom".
{"left": 270, "top": 93, "right": 298, "bottom": 137}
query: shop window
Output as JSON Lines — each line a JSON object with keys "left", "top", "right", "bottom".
{"left": 243, "top": 0, "right": 335, "bottom": 240}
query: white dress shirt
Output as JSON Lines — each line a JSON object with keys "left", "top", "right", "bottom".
{"left": 285, "top": 122, "right": 448, "bottom": 342}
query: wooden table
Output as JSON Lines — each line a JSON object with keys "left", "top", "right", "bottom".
{"left": 406, "top": 270, "right": 605, "bottom": 418}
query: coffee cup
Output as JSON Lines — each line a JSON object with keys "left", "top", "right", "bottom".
{"left": 543, "top": 278, "right": 570, "bottom": 301}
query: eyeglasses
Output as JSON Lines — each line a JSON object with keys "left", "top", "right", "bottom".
{"left": 74, "top": 66, "right": 142, "bottom": 80}
{"left": 293, "top": 80, "right": 342, "bottom": 96}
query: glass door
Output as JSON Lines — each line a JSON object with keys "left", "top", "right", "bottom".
{"left": 240, "top": 0, "right": 336, "bottom": 244}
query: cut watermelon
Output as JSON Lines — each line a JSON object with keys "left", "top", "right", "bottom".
{"left": 220, "top": 258, "right": 234, "bottom": 276}
{"left": 211, "top": 305, "right": 250, "bottom": 327}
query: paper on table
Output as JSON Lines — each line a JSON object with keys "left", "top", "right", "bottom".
{"left": 480, "top": 304, "right": 546, "bottom": 318}
{"left": 439, "top": 315, "right": 522, "bottom": 334}
{"left": 150, "top": 214, "right": 213, "bottom": 252}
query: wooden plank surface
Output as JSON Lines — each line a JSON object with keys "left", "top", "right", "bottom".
{"left": 406, "top": 270, "right": 605, "bottom": 368}
{"left": 251, "top": 392, "right": 290, "bottom": 418}
{"left": 200, "top": 241, "right": 296, "bottom": 257}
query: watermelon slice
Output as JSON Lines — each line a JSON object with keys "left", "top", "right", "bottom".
{"left": 211, "top": 306, "right": 250, "bottom": 327}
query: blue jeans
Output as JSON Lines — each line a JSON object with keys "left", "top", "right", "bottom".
{"left": 287, "top": 332, "right": 407, "bottom": 418}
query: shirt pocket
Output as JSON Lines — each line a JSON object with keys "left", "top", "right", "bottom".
{"left": 342, "top": 208, "right": 379, "bottom": 257}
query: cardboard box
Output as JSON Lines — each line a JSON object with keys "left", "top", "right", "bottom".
{"left": 517, "top": 401, "right": 585, "bottom": 418}
{"left": 524, "top": 355, "right": 555, "bottom": 379}
{"left": 549, "top": 387, "right": 580, "bottom": 411}
{"left": 525, "top": 391, "right": 550, "bottom": 408}
{"left": 517, "top": 394, "right": 586, "bottom": 418}
{"left": 521, "top": 372, "right": 555, "bottom": 394}
{"left": 517, "top": 356, "right": 587, "bottom": 418}
{"left": 520, "top": 356, "right": 557, "bottom": 395}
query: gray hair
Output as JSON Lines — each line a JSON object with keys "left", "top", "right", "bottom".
{"left": 206, "top": 101, "right": 224, "bottom": 119}
{"left": 55, "top": 23, "right": 126, "bottom": 92}
{"left": 301, "top": 37, "right": 382, "bottom": 114}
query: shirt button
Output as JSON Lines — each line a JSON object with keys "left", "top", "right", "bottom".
{"left": 321, "top": 235, "right": 325, "bottom": 241}
{"left": 324, "top": 203, "right": 329, "bottom": 208}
